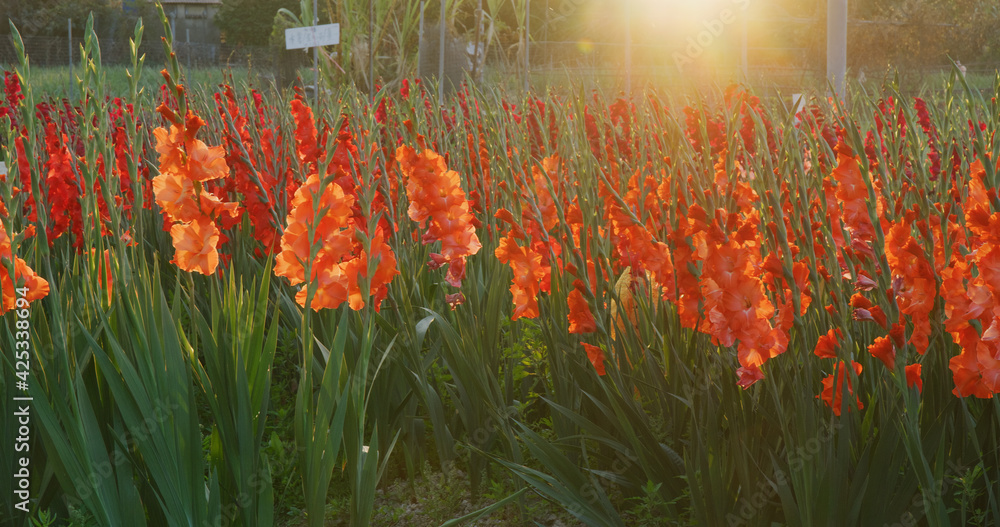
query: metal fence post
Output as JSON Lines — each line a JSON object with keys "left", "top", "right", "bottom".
{"left": 827, "top": 0, "right": 847, "bottom": 98}
{"left": 68, "top": 19, "right": 73, "bottom": 99}
{"left": 438, "top": 0, "right": 445, "bottom": 100}
{"left": 473, "top": 0, "right": 482, "bottom": 80}
{"left": 418, "top": 0, "right": 425, "bottom": 78}
{"left": 369, "top": 0, "right": 374, "bottom": 101}
{"left": 524, "top": 0, "right": 530, "bottom": 92}
{"left": 740, "top": 10, "right": 748, "bottom": 81}
{"left": 313, "top": 0, "right": 319, "bottom": 107}
{"left": 624, "top": 0, "right": 631, "bottom": 96}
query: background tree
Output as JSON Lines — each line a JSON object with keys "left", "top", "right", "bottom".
{"left": 3, "top": 0, "right": 117, "bottom": 36}
{"left": 215, "top": 0, "right": 299, "bottom": 46}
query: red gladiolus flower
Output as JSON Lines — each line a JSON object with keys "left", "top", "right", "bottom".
{"left": 737, "top": 365, "right": 765, "bottom": 388}
{"left": 93, "top": 248, "right": 113, "bottom": 305}
{"left": 567, "top": 288, "right": 596, "bottom": 334}
{"left": 290, "top": 98, "right": 319, "bottom": 168}
{"left": 43, "top": 123, "right": 83, "bottom": 247}
{"left": 814, "top": 329, "right": 842, "bottom": 359}
{"left": 905, "top": 364, "right": 923, "bottom": 393}
{"left": 446, "top": 292, "right": 466, "bottom": 310}
{"left": 867, "top": 335, "right": 896, "bottom": 370}
{"left": 818, "top": 360, "right": 864, "bottom": 416}
{"left": 583, "top": 343, "right": 606, "bottom": 376}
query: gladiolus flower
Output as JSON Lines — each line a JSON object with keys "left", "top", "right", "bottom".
{"left": 737, "top": 365, "right": 764, "bottom": 388}
{"left": 583, "top": 343, "right": 606, "bottom": 376}
{"left": 905, "top": 364, "right": 923, "bottom": 392}
{"left": 0, "top": 219, "right": 50, "bottom": 314}
{"left": 446, "top": 292, "right": 466, "bottom": 310}
{"left": 495, "top": 230, "right": 546, "bottom": 320}
{"left": 814, "top": 329, "right": 842, "bottom": 359}
{"left": 818, "top": 361, "right": 864, "bottom": 416}
{"left": 867, "top": 335, "right": 895, "bottom": 370}
{"left": 397, "top": 145, "right": 481, "bottom": 288}
{"left": 170, "top": 215, "right": 220, "bottom": 275}
{"left": 567, "top": 288, "right": 596, "bottom": 334}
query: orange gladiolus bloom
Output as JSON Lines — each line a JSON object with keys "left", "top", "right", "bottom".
{"left": 885, "top": 220, "right": 936, "bottom": 354}
{"left": 170, "top": 216, "right": 220, "bottom": 275}
{"left": 831, "top": 142, "right": 875, "bottom": 255}
{"left": 366, "top": 227, "right": 400, "bottom": 311}
{"left": 818, "top": 360, "right": 864, "bottom": 416}
{"left": 526, "top": 156, "right": 562, "bottom": 232}
{"left": 583, "top": 343, "right": 606, "bottom": 376}
{"left": 153, "top": 117, "right": 229, "bottom": 183}
{"left": 1, "top": 259, "right": 49, "bottom": 314}
{"left": 867, "top": 335, "right": 896, "bottom": 370}
{"left": 153, "top": 107, "right": 238, "bottom": 275}
{"left": 397, "top": 145, "right": 481, "bottom": 288}
{"left": 814, "top": 329, "right": 842, "bottom": 359}
{"left": 494, "top": 230, "right": 546, "bottom": 320}
{"left": 152, "top": 171, "right": 199, "bottom": 222}
{"left": 275, "top": 175, "right": 355, "bottom": 310}
{"left": 92, "top": 248, "right": 113, "bottom": 304}
{"left": 567, "top": 287, "right": 596, "bottom": 334}
{"left": 0, "top": 220, "right": 50, "bottom": 314}
{"left": 948, "top": 326, "right": 1000, "bottom": 398}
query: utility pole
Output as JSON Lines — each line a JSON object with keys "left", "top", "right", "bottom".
{"left": 827, "top": 0, "right": 847, "bottom": 98}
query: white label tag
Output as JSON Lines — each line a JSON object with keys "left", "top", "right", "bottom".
{"left": 285, "top": 24, "right": 340, "bottom": 50}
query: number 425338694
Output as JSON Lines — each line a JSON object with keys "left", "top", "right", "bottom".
{"left": 14, "top": 289, "right": 30, "bottom": 383}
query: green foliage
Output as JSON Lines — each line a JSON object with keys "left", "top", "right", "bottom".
{"left": 7, "top": 9, "right": 1000, "bottom": 527}
{"left": 215, "top": 0, "right": 299, "bottom": 46}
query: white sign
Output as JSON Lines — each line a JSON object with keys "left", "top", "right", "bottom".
{"left": 285, "top": 24, "right": 340, "bottom": 50}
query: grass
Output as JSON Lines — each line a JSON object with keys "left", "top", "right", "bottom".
{"left": 7, "top": 65, "right": 305, "bottom": 101}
